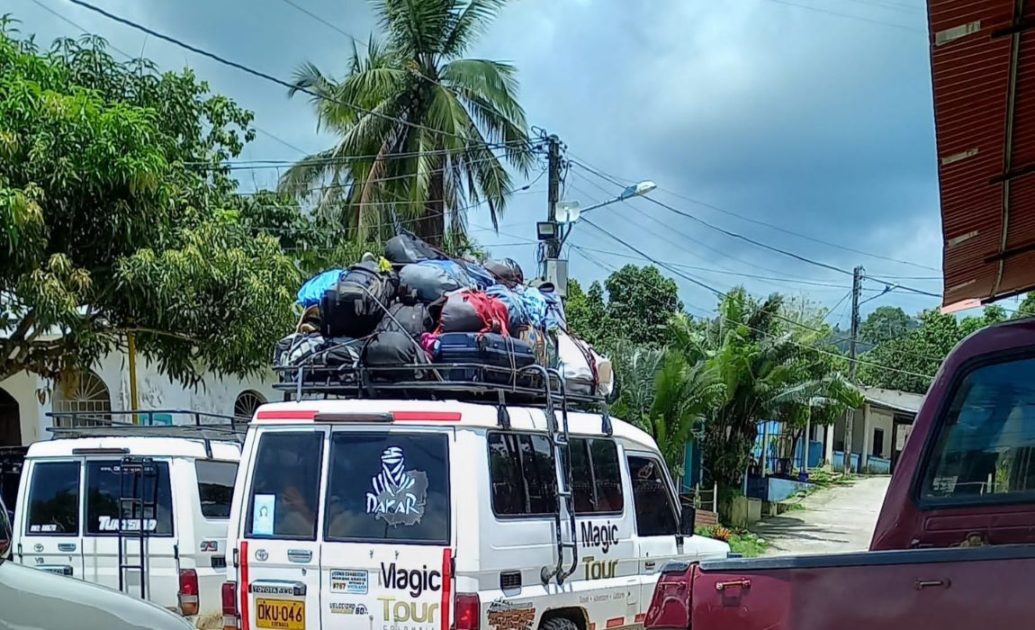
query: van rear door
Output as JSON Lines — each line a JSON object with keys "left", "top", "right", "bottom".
{"left": 318, "top": 427, "right": 453, "bottom": 630}
{"left": 81, "top": 458, "right": 178, "bottom": 606}
{"left": 240, "top": 429, "right": 327, "bottom": 630}
{"left": 19, "top": 459, "right": 84, "bottom": 578}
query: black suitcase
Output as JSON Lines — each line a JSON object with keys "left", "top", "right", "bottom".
{"left": 435, "top": 332, "right": 537, "bottom": 384}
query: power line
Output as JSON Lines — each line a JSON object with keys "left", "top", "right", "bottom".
{"left": 756, "top": 0, "right": 926, "bottom": 33}
{"left": 66, "top": 0, "right": 523, "bottom": 146}
{"left": 571, "top": 233, "right": 935, "bottom": 376}
{"left": 571, "top": 159, "right": 941, "bottom": 273}
{"left": 188, "top": 138, "right": 544, "bottom": 170}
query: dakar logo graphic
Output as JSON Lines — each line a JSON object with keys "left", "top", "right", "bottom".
{"left": 366, "top": 447, "right": 428, "bottom": 526}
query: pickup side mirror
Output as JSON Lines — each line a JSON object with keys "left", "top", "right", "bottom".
{"left": 679, "top": 506, "right": 696, "bottom": 536}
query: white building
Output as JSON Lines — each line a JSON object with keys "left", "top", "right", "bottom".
{"left": 0, "top": 350, "right": 277, "bottom": 447}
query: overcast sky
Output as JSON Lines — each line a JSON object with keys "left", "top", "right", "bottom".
{"left": 11, "top": 0, "right": 960, "bottom": 323}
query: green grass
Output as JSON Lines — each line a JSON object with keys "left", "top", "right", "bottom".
{"left": 695, "top": 525, "right": 770, "bottom": 558}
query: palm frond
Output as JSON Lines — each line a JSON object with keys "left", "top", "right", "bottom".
{"left": 441, "top": 0, "right": 508, "bottom": 56}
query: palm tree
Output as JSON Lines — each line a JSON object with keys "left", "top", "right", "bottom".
{"left": 282, "top": 0, "right": 535, "bottom": 245}
{"left": 611, "top": 341, "right": 723, "bottom": 481}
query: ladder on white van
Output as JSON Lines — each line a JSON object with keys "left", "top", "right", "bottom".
{"left": 117, "top": 456, "right": 158, "bottom": 599}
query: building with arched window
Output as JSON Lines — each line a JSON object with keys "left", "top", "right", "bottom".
{"left": 0, "top": 350, "right": 276, "bottom": 447}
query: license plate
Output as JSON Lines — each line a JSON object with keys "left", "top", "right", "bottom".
{"left": 255, "top": 598, "right": 305, "bottom": 630}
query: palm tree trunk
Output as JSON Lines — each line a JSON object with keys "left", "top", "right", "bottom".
{"left": 419, "top": 167, "right": 446, "bottom": 246}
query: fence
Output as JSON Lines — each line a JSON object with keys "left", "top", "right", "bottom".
{"left": 684, "top": 482, "right": 719, "bottom": 528}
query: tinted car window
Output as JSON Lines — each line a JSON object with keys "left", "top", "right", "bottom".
{"left": 569, "top": 438, "right": 624, "bottom": 514}
{"left": 488, "top": 432, "right": 557, "bottom": 516}
{"left": 923, "top": 357, "right": 1035, "bottom": 503}
{"left": 196, "top": 460, "right": 237, "bottom": 519}
{"left": 325, "top": 432, "right": 449, "bottom": 543}
{"left": 26, "top": 462, "right": 80, "bottom": 535}
{"left": 628, "top": 456, "right": 678, "bottom": 537}
{"left": 247, "top": 432, "right": 324, "bottom": 540}
{"left": 85, "top": 461, "right": 173, "bottom": 536}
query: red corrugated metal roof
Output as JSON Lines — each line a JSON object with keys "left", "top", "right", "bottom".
{"left": 931, "top": 0, "right": 1035, "bottom": 308}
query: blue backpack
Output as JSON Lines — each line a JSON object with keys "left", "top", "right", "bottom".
{"left": 297, "top": 269, "right": 343, "bottom": 308}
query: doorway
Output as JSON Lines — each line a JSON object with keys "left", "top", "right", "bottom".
{"left": 0, "top": 388, "right": 20, "bottom": 447}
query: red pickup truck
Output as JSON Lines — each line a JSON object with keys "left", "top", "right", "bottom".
{"left": 645, "top": 318, "right": 1035, "bottom": 629}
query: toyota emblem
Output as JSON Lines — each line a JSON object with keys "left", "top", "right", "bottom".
{"left": 255, "top": 548, "right": 269, "bottom": 562}
{"left": 33, "top": 544, "right": 43, "bottom": 553}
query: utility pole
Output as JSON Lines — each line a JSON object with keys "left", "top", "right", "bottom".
{"left": 545, "top": 134, "right": 562, "bottom": 261}
{"left": 540, "top": 133, "right": 566, "bottom": 291}
{"left": 842, "top": 265, "right": 864, "bottom": 476}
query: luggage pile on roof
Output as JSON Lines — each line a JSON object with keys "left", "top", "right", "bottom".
{"left": 274, "top": 232, "right": 612, "bottom": 403}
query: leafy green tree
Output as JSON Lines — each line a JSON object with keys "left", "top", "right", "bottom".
{"left": 604, "top": 265, "right": 682, "bottom": 347}
{"left": 563, "top": 278, "right": 608, "bottom": 346}
{"left": 860, "top": 306, "right": 914, "bottom": 345}
{"left": 860, "top": 305, "right": 1008, "bottom": 394}
{"left": 282, "top": 0, "right": 534, "bottom": 245}
{"left": 1016, "top": 293, "right": 1035, "bottom": 317}
{"left": 0, "top": 27, "right": 298, "bottom": 385}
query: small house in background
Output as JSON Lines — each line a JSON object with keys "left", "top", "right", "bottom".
{"left": 827, "top": 387, "right": 924, "bottom": 474}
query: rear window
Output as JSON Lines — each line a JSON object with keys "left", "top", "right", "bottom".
{"left": 196, "top": 460, "right": 237, "bottom": 519}
{"left": 26, "top": 461, "right": 80, "bottom": 535}
{"left": 570, "top": 438, "right": 624, "bottom": 514}
{"left": 247, "top": 432, "right": 324, "bottom": 540}
{"left": 85, "top": 461, "right": 173, "bottom": 536}
{"left": 488, "top": 432, "right": 558, "bottom": 516}
{"left": 325, "top": 432, "right": 450, "bottom": 544}
{"left": 922, "top": 356, "right": 1035, "bottom": 504}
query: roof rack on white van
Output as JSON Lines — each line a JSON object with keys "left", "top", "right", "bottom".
{"left": 45, "top": 409, "right": 246, "bottom": 458}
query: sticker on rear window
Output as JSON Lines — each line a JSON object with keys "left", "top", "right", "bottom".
{"left": 330, "top": 569, "right": 368, "bottom": 594}
{"left": 253, "top": 494, "right": 275, "bottom": 536}
{"left": 365, "top": 447, "right": 428, "bottom": 526}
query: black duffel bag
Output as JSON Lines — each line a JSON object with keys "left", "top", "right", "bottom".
{"left": 362, "top": 331, "right": 431, "bottom": 382}
{"left": 376, "top": 294, "right": 434, "bottom": 338}
{"left": 385, "top": 233, "right": 441, "bottom": 266}
{"left": 321, "top": 261, "right": 399, "bottom": 338}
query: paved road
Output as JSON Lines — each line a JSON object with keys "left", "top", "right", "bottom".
{"left": 751, "top": 476, "right": 891, "bottom": 557}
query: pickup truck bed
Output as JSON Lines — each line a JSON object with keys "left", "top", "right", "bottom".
{"left": 675, "top": 545, "right": 1035, "bottom": 629}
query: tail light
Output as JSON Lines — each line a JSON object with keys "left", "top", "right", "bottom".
{"left": 455, "top": 593, "right": 481, "bottom": 630}
{"left": 178, "top": 569, "right": 200, "bottom": 616}
{"left": 222, "top": 581, "right": 239, "bottom": 630}
{"left": 644, "top": 562, "right": 694, "bottom": 630}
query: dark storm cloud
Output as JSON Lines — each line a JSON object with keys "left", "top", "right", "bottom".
{"left": 13, "top": 0, "right": 944, "bottom": 316}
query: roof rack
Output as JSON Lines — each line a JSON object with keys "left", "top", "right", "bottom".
{"left": 273, "top": 361, "right": 614, "bottom": 435}
{"left": 45, "top": 409, "right": 246, "bottom": 458}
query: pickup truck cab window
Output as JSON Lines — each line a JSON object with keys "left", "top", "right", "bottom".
{"left": 922, "top": 356, "right": 1035, "bottom": 505}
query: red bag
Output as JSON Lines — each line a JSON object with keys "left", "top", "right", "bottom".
{"left": 433, "top": 290, "right": 510, "bottom": 336}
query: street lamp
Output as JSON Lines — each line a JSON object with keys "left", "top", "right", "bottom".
{"left": 557, "top": 180, "right": 656, "bottom": 246}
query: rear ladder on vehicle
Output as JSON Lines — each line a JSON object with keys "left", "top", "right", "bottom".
{"left": 117, "top": 456, "right": 158, "bottom": 599}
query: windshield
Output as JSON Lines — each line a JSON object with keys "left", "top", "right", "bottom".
{"left": 324, "top": 432, "right": 450, "bottom": 544}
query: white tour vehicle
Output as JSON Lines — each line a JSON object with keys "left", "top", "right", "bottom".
{"left": 11, "top": 410, "right": 243, "bottom": 624}
{"left": 220, "top": 394, "right": 729, "bottom": 630}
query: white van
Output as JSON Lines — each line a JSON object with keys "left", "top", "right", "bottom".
{"left": 220, "top": 398, "right": 729, "bottom": 630}
{"left": 12, "top": 413, "right": 243, "bottom": 624}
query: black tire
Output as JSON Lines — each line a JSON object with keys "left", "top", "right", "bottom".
{"left": 540, "top": 616, "right": 581, "bottom": 630}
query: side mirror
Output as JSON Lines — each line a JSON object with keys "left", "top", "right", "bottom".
{"left": 679, "top": 506, "right": 696, "bottom": 536}
{"left": 0, "top": 505, "right": 11, "bottom": 561}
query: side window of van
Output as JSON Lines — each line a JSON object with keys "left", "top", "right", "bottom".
{"left": 196, "top": 460, "right": 237, "bottom": 519}
{"left": 488, "top": 432, "right": 558, "bottom": 516}
{"left": 628, "top": 456, "right": 678, "bottom": 537}
{"left": 570, "top": 438, "right": 624, "bottom": 514}
{"left": 85, "top": 461, "right": 174, "bottom": 536}
{"left": 246, "top": 432, "right": 323, "bottom": 540}
{"left": 26, "top": 462, "right": 80, "bottom": 535}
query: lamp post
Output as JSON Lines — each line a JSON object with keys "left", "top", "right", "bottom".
{"left": 557, "top": 180, "right": 657, "bottom": 248}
